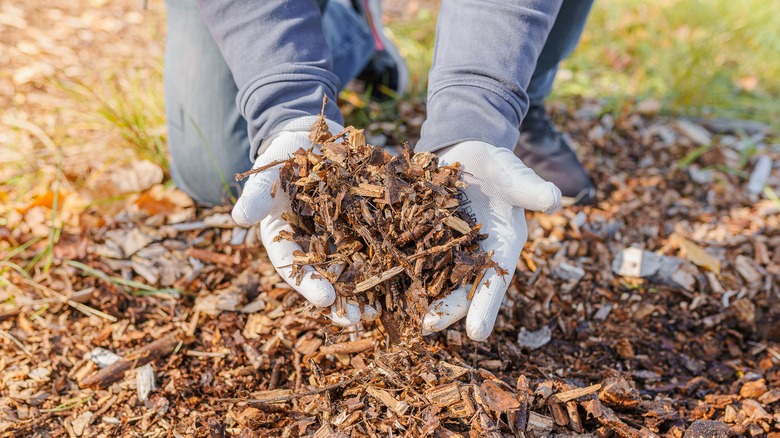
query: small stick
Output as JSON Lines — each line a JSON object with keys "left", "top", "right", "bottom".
{"left": 79, "top": 331, "right": 181, "bottom": 389}
{"left": 0, "top": 328, "right": 33, "bottom": 358}
{"left": 355, "top": 266, "right": 405, "bottom": 292}
{"left": 408, "top": 232, "right": 477, "bottom": 261}
{"left": 466, "top": 269, "right": 487, "bottom": 301}
{"left": 234, "top": 158, "right": 290, "bottom": 181}
{"left": 551, "top": 383, "right": 602, "bottom": 403}
{"left": 319, "top": 338, "right": 374, "bottom": 355}
{"left": 219, "top": 372, "right": 364, "bottom": 405}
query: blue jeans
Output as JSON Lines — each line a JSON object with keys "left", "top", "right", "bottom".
{"left": 165, "top": 0, "right": 592, "bottom": 205}
{"left": 164, "top": 0, "right": 374, "bottom": 205}
{"left": 526, "top": 0, "right": 594, "bottom": 106}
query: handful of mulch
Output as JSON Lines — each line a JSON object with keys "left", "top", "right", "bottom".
{"left": 237, "top": 101, "right": 505, "bottom": 340}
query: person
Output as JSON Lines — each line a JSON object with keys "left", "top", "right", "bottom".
{"left": 164, "top": 0, "right": 593, "bottom": 341}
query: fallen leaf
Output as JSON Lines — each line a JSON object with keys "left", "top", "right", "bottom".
{"left": 16, "top": 189, "right": 68, "bottom": 213}
{"left": 106, "top": 160, "right": 164, "bottom": 195}
{"left": 134, "top": 184, "right": 194, "bottom": 221}
{"left": 678, "top": 237, "right": 721, "bottom": 274}
{"left": 479, "top": 380, "right": 520, "bottom": 411}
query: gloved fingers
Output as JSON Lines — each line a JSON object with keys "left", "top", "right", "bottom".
{"left": 260, "top": 214, "right": 336, "bottom": 308}
{"left": 328, "top": 301, "right": 380, "bottom": 326}
{"left": 361, "top": 302, "right": 381, "bottom": 322}
{"left": 465, "top": 268, "right": 514, "bottom": 341}
{"left": 232, "top": 171, "right": 278, "bottom": 227}
{"left": 491, "top": 147, "right": 562, "bottom": 213}
{"left": 422, "top": 287, "right": 470, "bottom": 333}
{"left": 232, "top": 131, "right": 311, "bottom": 227}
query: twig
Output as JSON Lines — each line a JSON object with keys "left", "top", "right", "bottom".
{"left": 747, "top": 340, "right": 780, "bottom": 362}
{"left": 355, "top": 266, "right": 405, "bottom": 292}
{"left": 466, "top": 269, "right": 487, "bottom": 301}
{"left": 0, "top": 328, "right": 33, "bottom": 358}
{"left": 319, "top": 337, "right": 375, "bottom": 355}
{"left": 219, "top": 372, "right": 365, "bottom": 405}
{"left": 79, "top": 331, "right": 182, "bottom": 389}
{"left": 551, "top": 383, "right": 602, "bottom": 403}
{"left": 234, "top": 159, "right": 290, "bottom": 182}
{"left": 184, "top": 350, "right": 225, "bottom": 358}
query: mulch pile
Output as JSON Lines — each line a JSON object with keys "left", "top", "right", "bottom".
{"left": 2, "top": 106, "right": 779, "bottom": 437}
{"left": 236, "top": 109, "right": 503, "bottom": 340}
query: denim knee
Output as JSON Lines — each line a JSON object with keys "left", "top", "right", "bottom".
{"left": 164, "top": 0, "right": 251, "bottom": 206}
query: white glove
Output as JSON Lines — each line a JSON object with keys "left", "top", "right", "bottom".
{"left": 232, "top": 117, "right": 379, "bottom": 326}
{"left": 422, "top": 141, "right": 561, "bottom": 341}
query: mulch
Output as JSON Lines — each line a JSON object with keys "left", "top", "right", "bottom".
{"left": 1, "top": 0, "right": 779, "bottom": 436}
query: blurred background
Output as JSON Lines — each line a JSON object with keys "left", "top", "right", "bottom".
{"left": 1, "top": 0, "right": 779, "bottom": 253}
{"left": 0, "top": 0, "right": 780, "bottom": 204}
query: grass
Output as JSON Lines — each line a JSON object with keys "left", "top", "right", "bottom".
{"left": 60, "top": 65, "right": 169, "bottom": 170}
{"left": 380, "top": 0, "right": 779, "bottom": 130}
{"left": 65, "top": 260, "right": 184, "bottom": 297}
{"left": 554, "top": 0, "right": 780, "bottom": 129}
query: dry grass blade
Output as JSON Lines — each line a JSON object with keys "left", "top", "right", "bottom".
{"left": 20, "top": 278, "right": 117, "bottom": 322}
{"left": 0, "top": 328, "right": 34, "bottom": 358}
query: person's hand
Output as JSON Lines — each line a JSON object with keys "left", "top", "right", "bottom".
{"left": 422, "top": 141, "right": 561, "bottom": 341}
{"left": 232, "top": 117, "right": 379, "bottom": 326}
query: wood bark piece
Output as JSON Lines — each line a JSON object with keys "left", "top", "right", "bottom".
{"left": 319, "top": 338, "right": 374, "bottom": 355}
{"left": 527, "top": 412, "right": 554, "bottom": 434}
{"left": 479, "top": 380, "right": 520, "bottom": 411}
{"left": 365, "top": 386, "right": 410, "bottom": 416}
{"left": 566, "top": 400, "right": 584, "bottom": 433}
{"left": 425, "top": 382, "right": 461, "bottom": 407}
{"left": 553, "top": 383, "right": 602, "bottom": 403}
{"left": 354, "top": 266, "right": 404, "bottom": 292}
{"left": 79, "top": 332, "right": 181, "bottom": 389}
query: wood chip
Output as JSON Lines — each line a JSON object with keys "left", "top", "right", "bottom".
{"left": 365, "top": 386, "right": 409, "bottom": 416}
{"left": 319, "top": 338, "right": 374, "bottom": 355}
{"left": 553, "top": 383, "right": 602, "bottom": 403}
{"left": 425, "top": 383, "right": 461, "bottom": 407}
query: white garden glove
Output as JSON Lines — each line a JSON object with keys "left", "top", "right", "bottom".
{"left": 422, "top": 141, "right": 561, "bottom": 341}
{"left": 232, "top": 117, "right": 379, "bottom": 326}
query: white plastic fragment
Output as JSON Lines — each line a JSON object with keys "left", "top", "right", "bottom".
{"left": 517, "top": 326, "right": 552, "bottom": 350}
{"left": 136, "top": 363, "right": 156, "bottom": 402}
{"left": 747, "top": 156, "right": 772, "bottom": 195}
{"left": 554, "top": 262, "right": 585, "bottom": 281}
{"left": 593, "top": 303, "right": 613, "bottom": 321}
{"left": 612, "top": 246, "right": 695, "bottom": 289}
{"left": 674, "top": 120, "right": 711, "bottom": 146}
{"left": 230, "top": 227, "right": 248, "bottom": 246}
{"left": 87, "top": 347, "right": 121, "bottom": 369}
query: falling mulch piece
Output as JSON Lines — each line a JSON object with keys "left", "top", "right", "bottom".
{"left": 236, "top": 99, "right": 505, "bottom": 338}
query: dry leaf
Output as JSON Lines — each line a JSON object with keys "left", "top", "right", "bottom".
{"left": 106, "top": 160, "right": 164, "bottom": 195}
{"left": 134, "top": 184, "right": 194, "bottom": 222}
{"left": 678, "top": 236, "right": 721, "bottom": 274}
{"left": 479, "top": 380, "right": 520, "bottom": 411}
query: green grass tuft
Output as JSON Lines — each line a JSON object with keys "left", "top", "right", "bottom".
{"left": 556, "top": 0, "right": 780, "bottom": 129}
{"left": 60, "top": 65, "right": 169, "bottom": 170}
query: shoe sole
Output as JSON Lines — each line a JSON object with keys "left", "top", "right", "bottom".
{"left": 560, "top": 186, "right": 596, "bottom": 207}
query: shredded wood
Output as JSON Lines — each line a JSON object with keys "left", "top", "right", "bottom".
{"left": 242, "top": 107, "right": 506, "bottom": 337}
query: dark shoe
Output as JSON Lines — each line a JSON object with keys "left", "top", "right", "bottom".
{"left": 355, "top": 0, "right": 408, "bottom": 101}
{"left": 514, "top": 104, "right": 595, "bottom": 205}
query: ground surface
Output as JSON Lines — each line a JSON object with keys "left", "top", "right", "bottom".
{"left": 1, "top": 1, "right": 780, "bottom": 437}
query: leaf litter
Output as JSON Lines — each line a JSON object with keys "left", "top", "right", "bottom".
{"left": 1, "top": 0, "right": 780, "bottom": 436}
